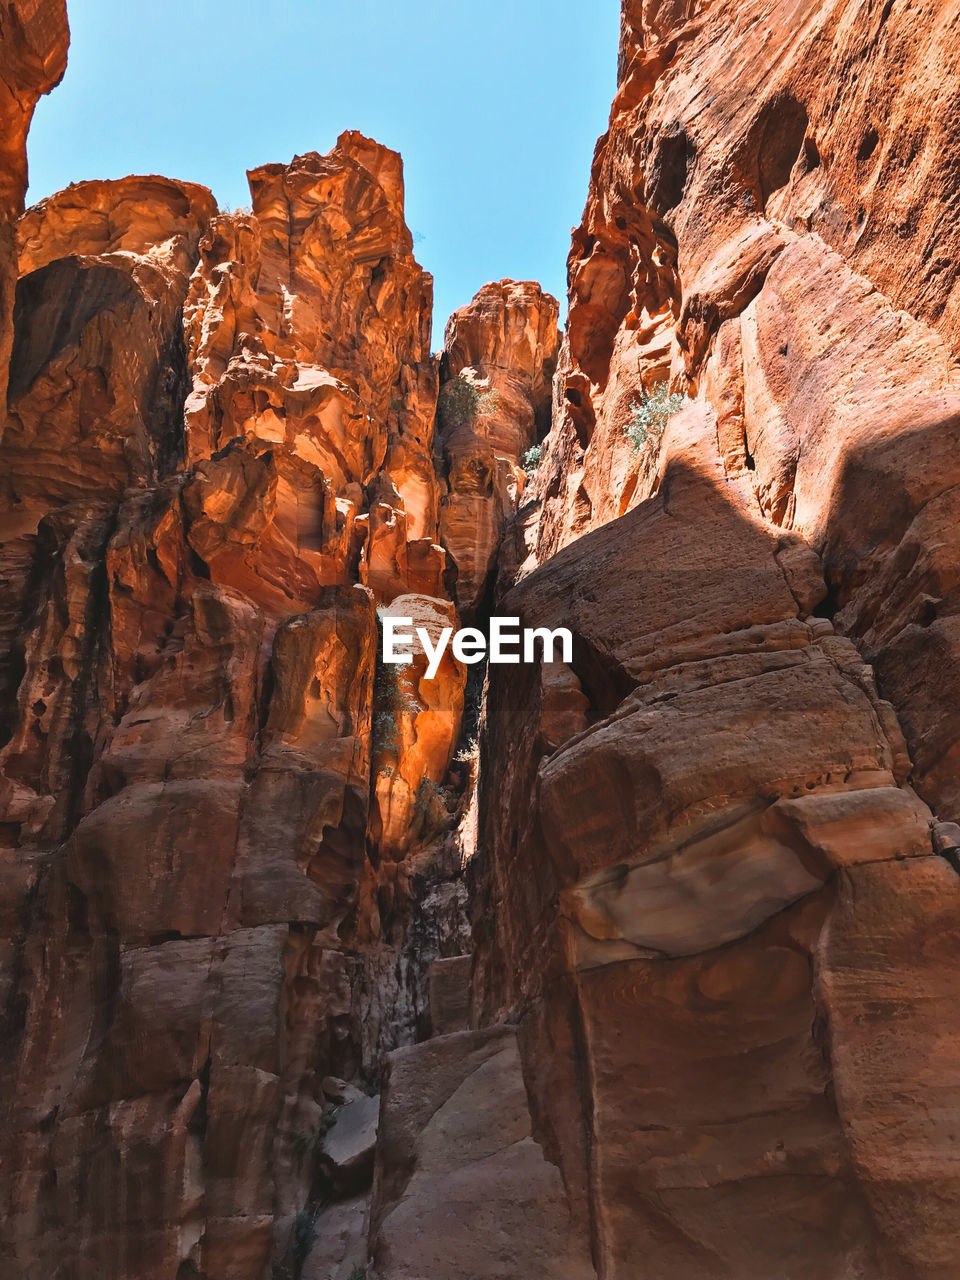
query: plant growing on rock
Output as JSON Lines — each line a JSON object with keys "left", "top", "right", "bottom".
{"left": 272, "top": 1206, "right": 319, "bottom": 1280}
{"left": 448, "top": 657, "right": 486, "bottom": 784}
{"left": 478, "top": 387, "right": 501, "bottom": 415}
{"left": 290, "top": 1107, "right": 337, "bottom": 1160}
{"left": 521, "top": 443, "right": 543, "bottom": 474}
{"left": 438, "top": 373, "right": 499, "bottom": 432}
{"left": 626, "top": 382, "right": 687, "bottom": 458}
{"left": 291, "top": 1208, "right": 317, "bottom": 1272}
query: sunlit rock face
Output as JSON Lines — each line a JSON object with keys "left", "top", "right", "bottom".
{"left": 182, "top": 132, "right": 447, "bottom": 609}
{"left": 438, "top": 279, "right": 558, "bottom": 616}
{"left": 0, "top": 116, "right": 481, "bottom": 1277}
{"left": 370, "top": 594, "right": 466, "bottom": 862}
{"left": 470, "top": 1, "right": 960, "bottom": 1278}
{"left": 518, "top": 0, "right": 960, "bottom": 565}
{"left": 6, "top": 0, "right": 960, "bottom": 1277}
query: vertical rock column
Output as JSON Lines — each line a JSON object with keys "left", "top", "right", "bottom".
{"left": 437, "top": 280, "right": 558, "bottom": 616}
{"left": 0, "top": 0, "right": 68, "bottom": 436}
{"left": 0, "top": 135, "right": 473, "bottom": 1280}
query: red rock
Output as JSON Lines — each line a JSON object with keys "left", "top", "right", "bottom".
{"left": 0, "top": 123, "right": 477, "bottom": 1280}
{"left": 370, "top": 594, "right": 466, "bottom": 860}
{"left": 0, "top": 0, "right": 68, "bottom": 432}
{"left": 469, "top": 1, "right": 960, "bottom": 1276}
{"left": 438, "top": 280, "right": 558, "bottom": 615}
{"left": 182, "top": 135, "right": 446, "bottom": 606}
{"left": 8, "top": 0, "right": 960, "bottom": 1275}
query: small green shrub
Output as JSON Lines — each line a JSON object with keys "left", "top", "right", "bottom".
{"left": 290, "top": 1129, "right": 314, "bottom": 1160}
{"left": 478, "top": 387, "right": 501, "bottom": 416}
{"left": 372, "top": 708, "right": 402, "bottom": 755}
{"left": 521, "top": 443, "right": 543, "bottom": 474}
{"left": 439, "top": 374, "right": 478, "bottom": 431}
{"left": 347, "top": 1267, "right": 367, "bottom": 1280}
{"left": 625, "top": 382, "right": 687, "bottom": 457}
{"left": 438, "top": 374, "right": 500, "bottom": 433}
{"left": 454, "top": 737, "right": 478, "bottom": 765}
{"left": 290, "top": 1208, "right": 317, "bottom": 1269}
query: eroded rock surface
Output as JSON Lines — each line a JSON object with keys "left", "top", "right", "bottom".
{"left": 371, "top": 1026, "right": 593, "bottom": 1280}
{"left": 473, "top": 2, "right": 960, "bottom": 1278}
{"left": 0, "top": 0, "right": 68, "bottom": 428}
{"left": 0, "top": 129, "right": 479, "bottom": 1280}
{"left": 6, "top": 0, "right": 960, "bottom": 1278}
{"left": 438, "top": 280, "right": 558, "bottom": 615}
{"left": 476, "top": 407, "right": 959, "bottom": 1277}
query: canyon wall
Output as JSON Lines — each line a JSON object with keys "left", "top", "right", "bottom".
{"left": 472, "top": 1, "right": 960, "bottom": 1278}
{"left": 5, "top": 1, "right": 960, "bottom": 1279}
{"left": 0, "top": 0, "right": 67, "bottom": 430}
{"left": 0, "top": 8, "right": 557, "bottom": 1272}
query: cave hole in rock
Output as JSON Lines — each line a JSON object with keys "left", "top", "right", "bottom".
{"left": 857, "top": 126, "right": 880, "bottom": 163}
{"left": 755, "top": 92, "right": 809, "bottom": 210}
{"left": 648, "top": 126, "right": 695, "bottom": 214}
{"left": 563, "top": 381, "right": 595, "bottom": 448}
{"left": 801, "top": 134, "right": 821, "bottom": 173}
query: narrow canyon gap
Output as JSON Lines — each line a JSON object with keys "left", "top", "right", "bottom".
{"left": 2, "top": 2, "right": 960, "bottom": 1280}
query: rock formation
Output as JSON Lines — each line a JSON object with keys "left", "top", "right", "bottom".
{"left": 0, "top": 0, "right": 68, "bottom": 430}
{"left": 4, "top": 0, "right": 960, "bottom": 1278}
{"left": 437, "top": 280, "right": 558, "bottom": 615}
{"left": 0, "top": 31, "right": 556, "bottom": 1268}
{"left": 471, "top": 1, "right": 960, "bottom": 1278}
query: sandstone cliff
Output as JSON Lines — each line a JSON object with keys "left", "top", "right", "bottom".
{"left": 4, "top": 1, "right": 960, "bottom": 1279}
{"left": 0, "top": 0, "right": 67, "bottom": 429}
{"left": 0, "top": 23, "right": 557, "bottom": 1269}
{"left": 437, "top": 280, "right": 558, "bottom": 616}
{"left": 471, "top": 1, "right": 960, "bottom": 1278}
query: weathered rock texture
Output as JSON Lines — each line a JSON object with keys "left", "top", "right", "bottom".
{"left": 0, "top": 0, "right": 68, "bottom": 430}
{"left": 471, "top": 2, "right": 960, "bottom": 1278}
{"left": 371, "top": 1025, "right": 593, "bottom": 1280}
{"left": 438, "top": 281, "right": 558, "bottom": 615}
{"left": 0, "top": 89, "right": 565, "bottom": 1272}
{"left": 6, "top": 1, "right": 960, "bottom": 1278}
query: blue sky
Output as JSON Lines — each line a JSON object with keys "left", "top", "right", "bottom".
{"left": 26, "top": 1, "right": 620, "bottom": 348}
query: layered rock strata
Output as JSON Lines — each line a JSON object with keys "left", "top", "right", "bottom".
{"left": 6, "top": 0, "right": 960, "bottom": 1278}
{"left": 467, "top": 1, "right": 960, "bottom": 1278}
{"left": 0, "top": 92, "right": 555, "bottom": 1277}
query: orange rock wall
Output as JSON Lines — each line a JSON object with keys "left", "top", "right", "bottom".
{"left": 471, "top": 2, "right": 960, "bottom": 1278}
{"left": 0, "top": 71, "right": 554, "bottom": 1274}
{"left": 437, "top": 280, "right": 558, "bottom": 615}
{"left": 5, "top": 1, "right": 960, "bottom": 1278}
{"left": 0, "top": 0, "right": 68, "bottom": 431}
